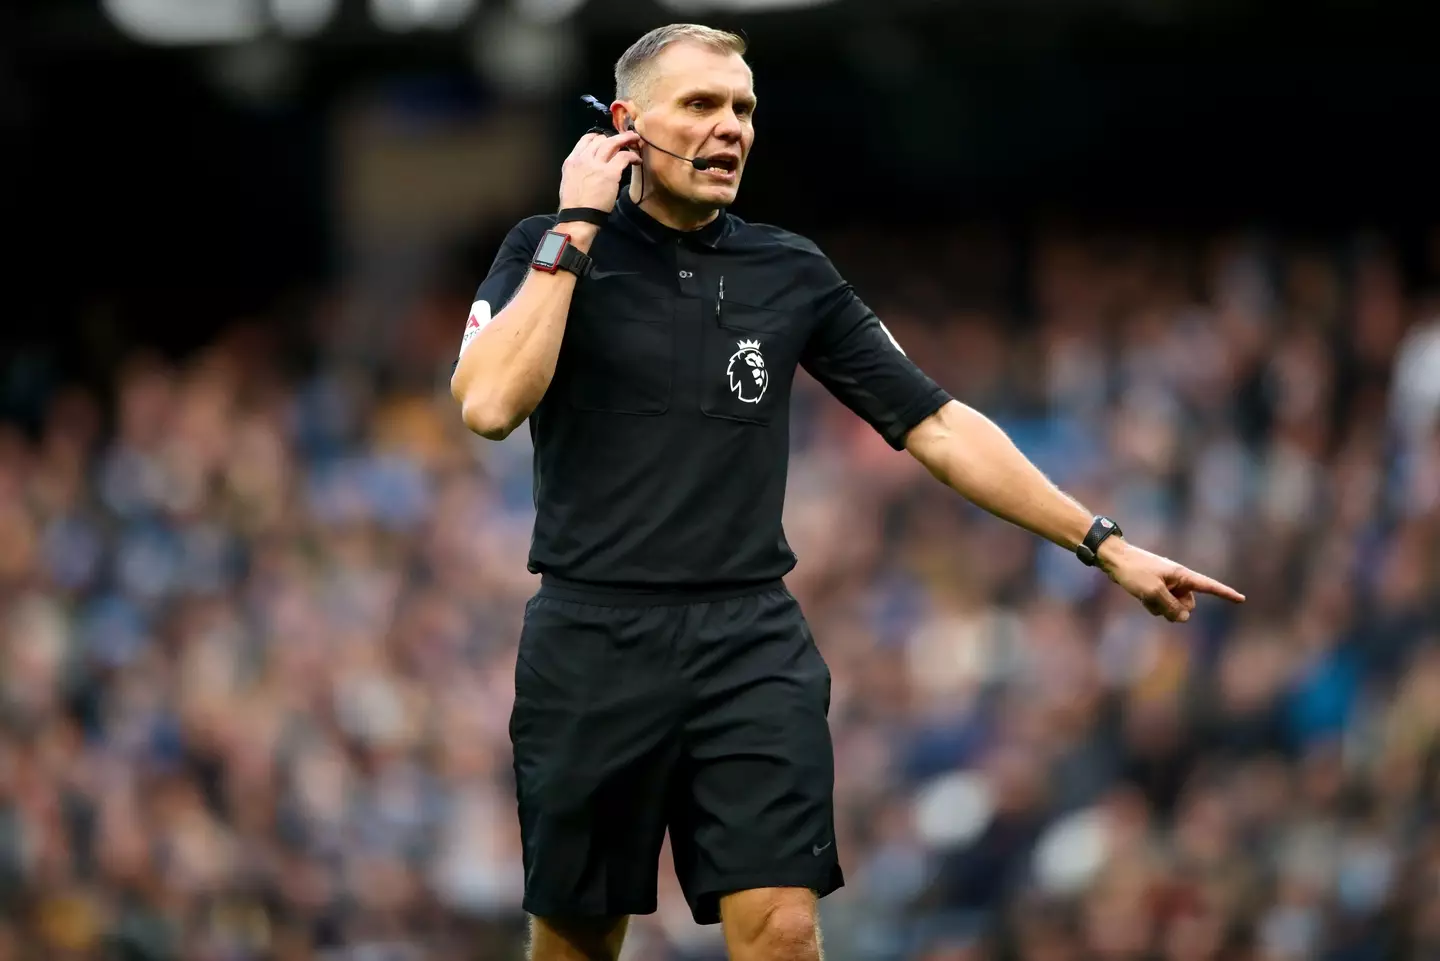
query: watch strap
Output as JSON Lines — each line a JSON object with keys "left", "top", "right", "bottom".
{"left": 1076, "top": 515, "right": 1123, "bottom": 567}
{"left": 557, "top": 207, "right": 610, "bottom": 227}
{"left": 558, "top": 241, "right": 593, "bottom": 279}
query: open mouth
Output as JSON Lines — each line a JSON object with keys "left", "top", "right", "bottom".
{"left": 702, "top": 156, "right": 739, "bottom": 175}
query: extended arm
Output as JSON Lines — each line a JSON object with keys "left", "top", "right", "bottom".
{"left": 904, "top": 400, "right": 1097, "bottom": 554}
{"left": 904, "top": 400, "right": 1245, "bottom": 621}
{"left": 798, "top": 240, "right": 1244, "bottom": 622}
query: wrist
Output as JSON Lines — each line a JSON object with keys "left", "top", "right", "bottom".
{"left": 1096, "top": 536, "right": 1128, "bottom": 575}
{"left": 1074, "top": 514, "right": 1125, "bottom": 571}
{"left": 555, "top": 222, "right": 600, "bottom": 253}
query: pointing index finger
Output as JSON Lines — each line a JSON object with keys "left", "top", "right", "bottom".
{"left": 1184, "top": 570, "right": 1246, "bottom": 604}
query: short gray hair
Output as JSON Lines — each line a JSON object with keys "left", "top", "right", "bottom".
{"left": 615, "top": 24, "right": 748, "bottom": 104}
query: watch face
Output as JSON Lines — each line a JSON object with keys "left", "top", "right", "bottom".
{"left": 535, "top": 231, "right": 568, "bottom": 269}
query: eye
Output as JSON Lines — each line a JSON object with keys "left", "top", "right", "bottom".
{"left": 687, "top": 99, "right": 709, "bottom": 111}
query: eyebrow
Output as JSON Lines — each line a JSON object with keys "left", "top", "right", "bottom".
{"left": 677, "top": 89, "right": 758, "bottom": 109}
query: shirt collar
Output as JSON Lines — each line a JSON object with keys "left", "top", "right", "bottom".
{"left": 615, "top": 186, "right": 730, "bottom": 248}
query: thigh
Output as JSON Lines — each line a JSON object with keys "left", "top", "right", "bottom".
{"left": 510, "top": 595, "right": 685, "bottom": 918}
{"left": 669, "top": 589, "right": 844, "bottom": 925}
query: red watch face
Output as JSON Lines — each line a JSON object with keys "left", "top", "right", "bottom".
{"left": 533, "top": 231, "right": 569, "bottom": 272}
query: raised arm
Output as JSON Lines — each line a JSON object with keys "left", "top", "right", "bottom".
{"left": 451, "top": 130, "right": 641, "bottom": 440}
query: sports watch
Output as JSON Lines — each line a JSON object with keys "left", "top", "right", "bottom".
{"left": 531, "top": 230, "right": 594, "bottom": 279}
{"left": 1075, "top": 515, "right": 1123, "bottom": 567}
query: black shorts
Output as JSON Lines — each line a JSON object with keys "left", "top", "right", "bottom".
{"left": 508, "top": 578, "right": 843, "bottom": 925}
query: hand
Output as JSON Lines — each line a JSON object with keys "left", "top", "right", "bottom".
{"left": 1098, "top": 539, "right": 1246, "bottom": 623}
{"left": 558, "top": 130, "right": 642, "bottom": 213}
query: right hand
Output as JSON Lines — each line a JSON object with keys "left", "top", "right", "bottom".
{"left": 558, "top": 130, "right": 642, "bottom": 213}
{"left": 1098, "top": 539, "right": 1246, "bottom": 623}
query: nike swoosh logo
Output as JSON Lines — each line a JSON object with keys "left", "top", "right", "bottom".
{"left": 812, "top": 841, "right": 833, "bottom": 856}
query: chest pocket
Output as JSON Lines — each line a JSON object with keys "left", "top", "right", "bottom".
{"left": 564, "top": 294, "right": 672, "bottom": 416}
{"left": 699, "top": 301, "right": 793, "bottom": 425}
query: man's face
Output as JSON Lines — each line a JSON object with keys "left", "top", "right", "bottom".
{"left": 629, "top": 43, "right": 756, "bottom": 209}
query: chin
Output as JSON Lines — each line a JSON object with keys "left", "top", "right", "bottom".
{"left": 689, "top": 183, "right": 740, "bottom": 207}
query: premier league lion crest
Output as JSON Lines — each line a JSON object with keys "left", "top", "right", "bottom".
{"left": 727, "top": 339, "right": 768, "bottom": 403}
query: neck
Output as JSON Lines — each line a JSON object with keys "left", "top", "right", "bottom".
{"left": 629, "top": 176, "right": 719, "bottom": 232}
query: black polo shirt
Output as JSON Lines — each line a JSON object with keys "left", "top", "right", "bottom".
{"left": 465, "top": 190, "right": 951, "bottom": 589}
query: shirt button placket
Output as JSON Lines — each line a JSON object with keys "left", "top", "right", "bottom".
{"left": 675, "top": 244, "right": 704, "bottom": 298}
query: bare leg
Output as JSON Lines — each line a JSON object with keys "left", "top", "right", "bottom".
{"left": 527, "top": 916, "right": 630, "bottom": 961}
{"left": 719, "top": 888, "right": 822, "bottom": 961}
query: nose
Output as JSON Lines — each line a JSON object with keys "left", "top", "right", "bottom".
{"left": 714, "top": 109, "right": 743, "bottom": 144}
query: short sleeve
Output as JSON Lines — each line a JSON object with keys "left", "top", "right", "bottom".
{"left": 454, "top": 216, "right": 550, "bottom": 368}
{"left": 801, "top": 253, "right": 952, "bottom": 450}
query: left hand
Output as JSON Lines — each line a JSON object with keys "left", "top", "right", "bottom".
{"left": 1098, "top": 539, "right": 1246, "bottom": 623}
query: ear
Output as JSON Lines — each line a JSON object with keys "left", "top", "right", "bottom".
{"left": 611, "top": 100, "right": 636, "bottom": 133}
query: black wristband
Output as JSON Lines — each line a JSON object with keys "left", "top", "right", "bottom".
{"left": 557, "top": 207, "right": 610, "bottom": 228}
{"left": 1076, "top": 515, "right": 1123, "bottom": 567}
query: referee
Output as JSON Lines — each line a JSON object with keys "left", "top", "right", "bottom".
{"left": 451, "top": 23, "right": 1245, "bottom": 961}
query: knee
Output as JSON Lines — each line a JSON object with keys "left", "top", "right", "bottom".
{"left": 744, "top": 900, "right": 821, "bottom": 961}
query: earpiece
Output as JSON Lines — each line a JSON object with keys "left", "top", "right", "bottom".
{"left": 580, "top": 94, "right": 713, "bottom": 171}
{"left": 576, "top": 92, "right": 718, "bottom": 211}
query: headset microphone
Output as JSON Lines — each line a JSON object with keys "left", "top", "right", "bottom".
{"left": 635, "top": 135, "right": 713, "bottom": 171}
{"left": 580, "top": 95, "right": 713, "bottom": 170}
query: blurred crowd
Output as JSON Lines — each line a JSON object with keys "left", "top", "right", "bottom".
{"left": 1, "top": 223, "right": 1439, "bottom": 961}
